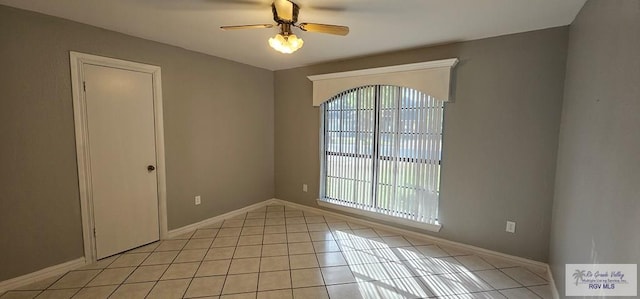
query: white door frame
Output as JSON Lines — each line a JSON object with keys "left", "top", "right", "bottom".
{"left": 70, "top": 51, "right": 168, "bottom": 263}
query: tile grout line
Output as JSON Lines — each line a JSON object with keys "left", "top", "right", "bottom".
{"left": 219, "top": 214, "right": 247, "bottom": 297}
{"left": 106, "top": 243, "right": 163, "bottom": 298}
{"left": 142, "top": 236, "right": 186, "bottom": 299}
{"left": 14, "top": 203, "right": 553, "bottom": 299}
{"left": 286, "top": 207, "right": 295, "bottom": 295}
{"left": 178, "top": 226, "right": 220, "bottom": 299}
{"left": 67, "top": 251, "right": 122, "bottom": 297}
{"left": 305, "top": 211, "right": 323, "bottom": 291}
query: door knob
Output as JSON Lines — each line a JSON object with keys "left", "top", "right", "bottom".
{"left": 147, "top": 165, "right": 155, "bottom": 171}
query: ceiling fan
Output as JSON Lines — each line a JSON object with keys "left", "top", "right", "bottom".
{"left": 221, "top": 0, "right": 349, "bottom": 54}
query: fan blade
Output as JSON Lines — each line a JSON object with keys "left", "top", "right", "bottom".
{"left": 220, "top": 24, "right": 274, "bottom": 30}
{"left": 142, "top": 0, "right": 269, "bottom": 11}
{"left": 209, "top": 0, "right": 264, "bottom": 4}
{"left": 299, "top": 23, "right": 349, "bottom": 36}
{"left": 272, "top": 0, "right": 298, "bottom": 23}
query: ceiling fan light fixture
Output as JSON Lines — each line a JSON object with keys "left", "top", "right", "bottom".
{"left": 222, "top": 0, "right": 348, "bottom": 54}
{"left": 268, "top": 33, "right": 303, "bottom": 54}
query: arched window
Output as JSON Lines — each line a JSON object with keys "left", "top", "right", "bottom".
{"left": 310, "top": 59, "right": 457, "bottom": 230}
{"left": 319, "top": 85, "right": 444, "bottom": 227}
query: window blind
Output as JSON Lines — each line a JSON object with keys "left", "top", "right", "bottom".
{"left": 320, "top": 85, "right": 444, "bottom": 225}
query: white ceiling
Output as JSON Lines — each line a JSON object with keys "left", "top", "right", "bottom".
{"left": 1, "top": 0, "right": 586, "bottom": 70}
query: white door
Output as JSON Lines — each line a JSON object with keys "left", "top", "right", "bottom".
{"left": 84, "top": 64, "right": 160, "bottom": 259}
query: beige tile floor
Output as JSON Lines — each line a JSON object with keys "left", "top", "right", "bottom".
{"left": 1, "top": 204, "right": 554, "bottom": 299}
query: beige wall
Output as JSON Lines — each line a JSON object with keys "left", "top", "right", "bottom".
{"left": 550, "top": 0, "right": 640, "bottom": 297}
{"left": 0, "top": 5, "right": 274, "bottom": 281}
{"left": 274, "top": 27, "right": 569, "bottom": 262}
{"left": 1, "top": 1, "right": 593, "bottom": 283}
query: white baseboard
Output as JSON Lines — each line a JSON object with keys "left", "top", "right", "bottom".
{"left": 166, "top": 199, "right": 278, "bottom": 239}
{"left": 547, "top": 264, "right": 561, "bottom": 299}
{"left": 3, "top": 198, "right": 551, "bottom": 295}
{"left": 0, "top": 199, "right": 279, "bottom": 295}
{"left": 1, "top": 198, "right": 553, "bottom": 296}
{"left": 270, "top": 198, "right": 549, "bottom": 274}
{"left": 0, "top": 257, "right": 86, "bottom": 295}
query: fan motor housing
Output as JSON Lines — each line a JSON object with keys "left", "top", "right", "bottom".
{"left": 272, "top": 1, "right": 299, "bottom": 24}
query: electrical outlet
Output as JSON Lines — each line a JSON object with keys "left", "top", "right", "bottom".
{"left": 506, "top": 221, "right": 516, "bottom": 233}
{"left": 302, "top": 184, "right": 308, "bottom": 192}
{"left": 195, "top": 195, "right": 201, "bottom": 205}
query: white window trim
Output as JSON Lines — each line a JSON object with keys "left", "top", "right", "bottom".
{"left": 317, "top": 199, "right": 442, "bottom": 232}
{"left": 311, "top": 59, "right": 458, "bottom": 232}
{"left": 307, "top": 58, "right": 458, "bottom": 106}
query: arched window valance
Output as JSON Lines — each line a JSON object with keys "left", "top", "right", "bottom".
{"left": 307, "top": 58, "right": 458, "bottom": 106}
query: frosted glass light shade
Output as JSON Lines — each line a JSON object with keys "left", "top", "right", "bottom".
{"left": 268, "top": 33, "right": 304, "bottom": 54}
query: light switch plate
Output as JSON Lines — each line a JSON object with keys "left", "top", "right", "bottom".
{"left": 195, "top": 195, "right": 201, "bottom": 205}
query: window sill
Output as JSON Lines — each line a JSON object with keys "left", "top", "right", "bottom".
{"left": 316, "top": 199, "right": 442, "bottom": 232}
